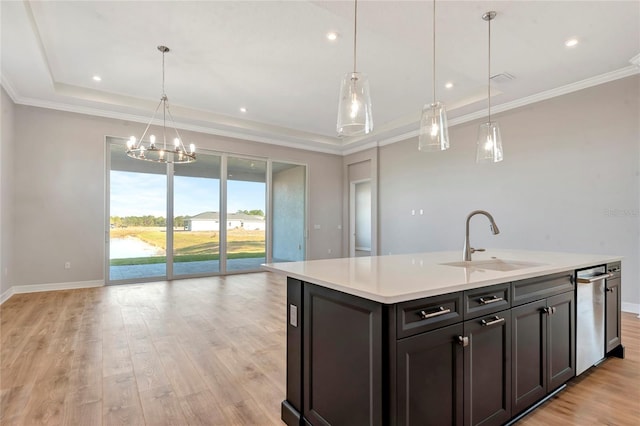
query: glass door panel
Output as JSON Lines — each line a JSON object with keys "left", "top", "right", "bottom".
{"left": 108, "top": 141, "right": 167, "bottom": 282}
{"left": 173, "top": 153, "right": 221, "bottom": 276}
{"left": 272, "top": 162, "right": 306, "bottom": 262}
{"left": 225, "top": 157, "right": 266, "bottom": 272}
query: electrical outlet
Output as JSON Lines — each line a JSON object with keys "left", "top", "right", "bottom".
{"left": 328, "top": 248, "right": 332, "bottom": 254}
{"left": 314, "top": 224, "right": 321, "bottom": 230}
{"left": 411, "top": 209, "right": 415, "bottom": 216}
{"left": 64, "top": 262, "right": 71, "bottom": 269}
{"left": 419, "top": 209, "right": 424, "bottom": 215}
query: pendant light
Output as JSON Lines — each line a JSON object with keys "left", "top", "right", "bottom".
{"left": 337, "top": 0, "right": 373, "bottom": 136}
{"left": 476, "top": 11, "right": 504, "bottom": 163}
{"left": 418, "top": 0, "right": 449, "bottom": 152}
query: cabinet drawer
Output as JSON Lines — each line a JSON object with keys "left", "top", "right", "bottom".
{"left": 463, "top": 283, "right": 511, "bottom": 319}
{"left": 397, "top": 292, "right": 463, "bottom": 339}
{"left": 512, "top": 272, "right": 574, "bottom": 307}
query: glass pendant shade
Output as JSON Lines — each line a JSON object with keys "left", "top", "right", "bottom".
{"left": 418, "top": 101, "right": 449, "bottom": 151}
{"left": 337, "top": 72, "right": 373, "bottom": 136}
{"left": 476, "top": 121, "right": 504, "bottom": 163}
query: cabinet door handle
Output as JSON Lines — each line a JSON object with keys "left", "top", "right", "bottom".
{"left": 481, "top": 316, "right": 505, "bottom": 327}
{"left": 542, "top": 307, "right": 552, "bottom": 315}
{"left": 606, "top": 287, "right": 615, "bottom": 293}
{"left": 418, "top": 306, "right": 451, "bottom": 319}
{"left": 457, "top": 335, "right": 469, "bottom": 347}
{"left": 479, "top": 295, "right": 503, "bottom": 305}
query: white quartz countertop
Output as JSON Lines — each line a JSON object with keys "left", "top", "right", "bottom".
{"left": 263, "top": 250, "right": 622, "bottom": 304}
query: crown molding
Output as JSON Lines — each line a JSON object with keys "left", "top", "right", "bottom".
{"left": 375, "top": 64, "right": 640, "bottom": 150}
{"left": 5, "top": 64, "right": 639, "bottom": 157}
{"left": 342, "top": 140, "right": 380, "bottom": 156}
{"left": 8, "top": 94, "right": 345, "bottom": 156}
{"left": 0, "top": 76, "right": 20, "bottom": 102}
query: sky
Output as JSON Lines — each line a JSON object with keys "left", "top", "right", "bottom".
{"left": 110, "top": 171, "right": 266, "bottom": 217}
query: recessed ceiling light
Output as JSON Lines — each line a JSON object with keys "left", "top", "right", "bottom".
{"left": 565, "top": 38, "right": 579, "bottom": 47}
{"left": 445, "top": 82, "right": 454, "bottom": 89}
{"left": 239, "top": 107, "right": 247, "bottom": 113}
{"left": 92, "top": 75, "right": 102, "bottom": 82}
{"left": 326, "top": 32, "right": 338, "bottom": 41}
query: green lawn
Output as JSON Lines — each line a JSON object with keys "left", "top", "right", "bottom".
{"left": 110, "top": 227, "right": 265, "bottom": 266}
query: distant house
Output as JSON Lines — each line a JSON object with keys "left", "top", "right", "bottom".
{"left": 185, "top": 211, "right": 265, "bottom": 231}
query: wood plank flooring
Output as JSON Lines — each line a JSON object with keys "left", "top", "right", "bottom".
{"left": 1, "top": 272, "right": 638, "bottom": 425}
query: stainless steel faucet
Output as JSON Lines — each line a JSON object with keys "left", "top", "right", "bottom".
{"left": 463, "top": 210, "right": 500, "bottom": 261}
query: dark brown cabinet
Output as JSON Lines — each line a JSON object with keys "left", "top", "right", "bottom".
{"left": 396, "top": 323, "right": 464, "bottom": 426}
{"left": 464, "top": 310, "right": 512, "bottom": 426}
{"left": 282, "top": 266, "right": 614, "bottom": 426}
{"left": 302, "top": 283, "right": 383, "bottom": 426}
{"left": 511, "top": 291, "right": 575, "bottom": 416}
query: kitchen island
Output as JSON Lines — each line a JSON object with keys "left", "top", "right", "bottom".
{"left": 263, "top": 250, "right": 623, "bottom": 426}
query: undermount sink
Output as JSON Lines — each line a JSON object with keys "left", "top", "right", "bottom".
{"left": 440, "top": 259, "right": 546, "bottom": 272}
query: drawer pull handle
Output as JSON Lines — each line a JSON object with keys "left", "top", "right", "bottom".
{"left": 419, "top": 306, "right": 451, "bottom": 319}
{"left": 479, "top": 295, "right": 503, "bottom": 305}
{"left": 481, "top": 316, "right": 505, "bottom": 327}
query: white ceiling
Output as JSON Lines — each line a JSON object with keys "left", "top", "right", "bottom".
{"left": 2, "top": 1, "right": 639, "bottom": 154}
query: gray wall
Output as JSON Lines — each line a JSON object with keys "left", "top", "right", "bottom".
{"left": 273, "top": 164, "right": 306, "bottom": 261}
{"left": 379, "top": 75, "right": 640, "bottom": 308}
{"left": 1, "top": 87, "right": 15, "bottom": 294}
{"left": 5, "top": 104, "right": 342, "bottom": 288}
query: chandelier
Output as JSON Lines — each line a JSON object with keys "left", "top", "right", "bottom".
{"left": 126, "top": 45, "right": 196, "bottom": 164}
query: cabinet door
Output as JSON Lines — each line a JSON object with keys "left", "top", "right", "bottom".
{"left": 547, "top": 291, "right": 575, "bottom": 391}
{"left": 397, "top": 323, "right": 464, "bottom": 426}
{"left": 464, "top": 310, "right": 512, "bottom": 426}
{"left": 303, "top": 283, "right": 383, "bottom": 426}
{"left": 605, "top": 277, "right": 622, "bottom": 354}
{"left": 511, "top": 299, "right": 547, "bottom": 416}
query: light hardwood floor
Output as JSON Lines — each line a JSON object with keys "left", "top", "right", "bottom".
{"left": 1, "top": 272, "right": 638, "bottom": 425}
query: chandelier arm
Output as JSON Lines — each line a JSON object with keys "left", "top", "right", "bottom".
{"left": 166, "top": 105, "right": 195, "bottom": 160}
{"left": 165, "top": 104, "right": 185, "bottom": 149}
{"left": 137, "top": 98, "right": 164, "bottom": 148}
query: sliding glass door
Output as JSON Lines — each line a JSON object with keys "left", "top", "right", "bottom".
{"left": 173, "top": 153, "right": 221, "bottom": 276}
{"left": 225, "top": 157, "right": 266, "bottom": 272}
{"left": 108, "top": 142, "right": 167, "bottom": 281}
{"left": 107, "top": 138, "right": 307, "bottom": 282}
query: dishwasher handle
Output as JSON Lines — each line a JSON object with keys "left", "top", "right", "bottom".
{"left": 577, "top": 273, "right": 613, "bottom": 283}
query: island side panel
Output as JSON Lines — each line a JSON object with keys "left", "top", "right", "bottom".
{"left": 303, "top": 283, "right": 383, "bottom": 426}
{"left": 282, "top": 277, "right": 303, "bottom": 425}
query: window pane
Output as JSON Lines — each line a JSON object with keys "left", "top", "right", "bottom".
{"left": 173, "top": 153, "right": 221, "bottom": 276}
{"left": 226, "top": 157, "right": 266, "bottom": 271}
{"left": 109, "top": 141, "right": 167, "bottom": 281}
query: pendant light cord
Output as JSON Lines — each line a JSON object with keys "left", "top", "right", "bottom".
{"left": 487, "top": 15, "right": 491, "bottom": 123}
{"left": 162, "top": 49, "right": 167, "bottom": 147}
{"left": 432, "top": 0, "right": 436, "bottom": 105}
{"left": 353, "top": 0, "right": 358, "bottom": 73}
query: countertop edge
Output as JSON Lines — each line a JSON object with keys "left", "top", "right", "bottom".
{"left": 263, "top": 252, "right": 623, "bottom": 304}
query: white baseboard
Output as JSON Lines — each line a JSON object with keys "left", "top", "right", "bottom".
{"left": 0, "top": 287, "right": 15, "bottom": 305}
{"left": 622, "top": 302, "right": 640, "bottom": 315}
{"left": 1, "top": 280, "right": 104, "bottom": 304}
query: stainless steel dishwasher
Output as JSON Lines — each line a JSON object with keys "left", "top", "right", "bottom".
{"left": 576, "top": 266, "right": 611, "bottom": 375}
